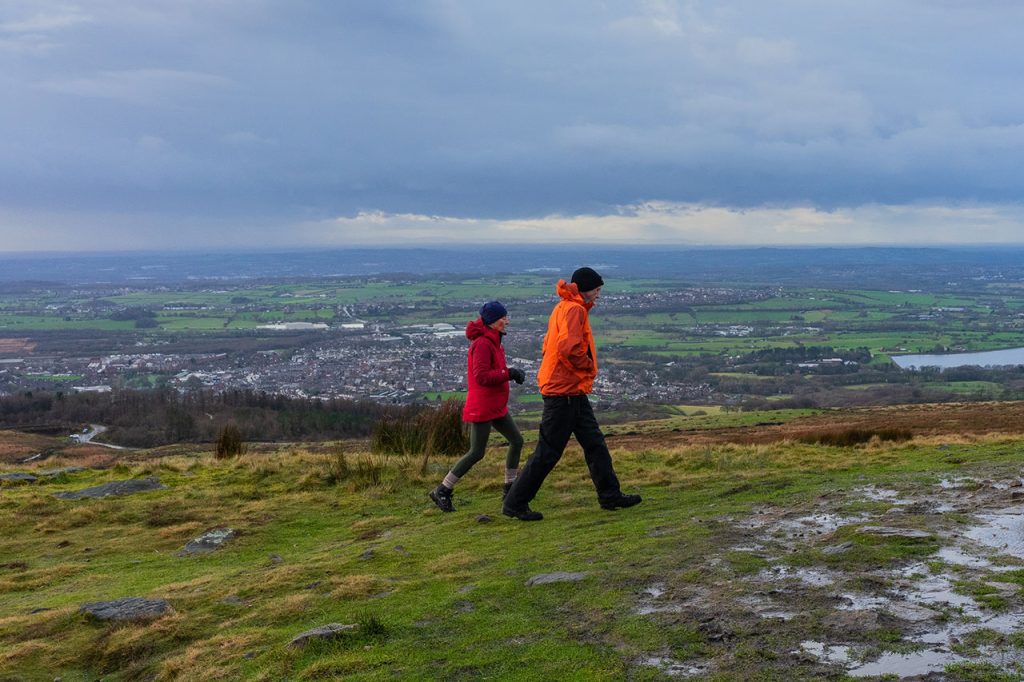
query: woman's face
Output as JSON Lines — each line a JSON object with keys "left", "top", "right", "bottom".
{"left": 489, "top": 315, "right": 509, "bottom": 333}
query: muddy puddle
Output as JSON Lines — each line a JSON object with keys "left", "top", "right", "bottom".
{"left": 636, "top": 471, "right": 1024, "bottom": 678}
{"left": 963, "top": 505, "right": 1024, "bottom": 559}
{"left": 853, "top": 485, "right": 909, "bottom": 504}
{"left": 637, "top": 655, "right": 713, "bottom": 677}
{"left": 634, "top": 583, "right": 685, "bottom": 616}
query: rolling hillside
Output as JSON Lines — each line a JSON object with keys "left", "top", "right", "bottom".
{"left": 3, "top": 405, "right": 1024, "bottom": 680}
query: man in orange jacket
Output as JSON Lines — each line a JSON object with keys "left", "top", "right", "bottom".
{"left": 502, "top": 267, "right": 642, "bottom": 521}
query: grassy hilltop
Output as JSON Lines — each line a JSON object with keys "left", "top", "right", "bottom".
{"left": 4, "top": 409, "right": 1024, "bottom": 680}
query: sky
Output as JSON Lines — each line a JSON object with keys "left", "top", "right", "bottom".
{"left": 2, "top": 0, "right": 1024, "bottom": 251}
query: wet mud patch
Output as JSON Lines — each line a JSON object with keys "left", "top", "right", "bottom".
{"left": 632, "top": 467, "right": 1024, "bottom": 678}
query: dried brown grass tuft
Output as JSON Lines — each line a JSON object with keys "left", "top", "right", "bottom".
{"left": 0, "top": 564, "right": 83, "bottom": 593}
{"left": 156, "top": 521, "right": 206, "bottom": 540}
{"left": 160, "top": 575, "right": 217, "bottom": 597}
{"left": 328, "top": 574, "right": 385, "bottom": 599}
{"left": 0, "top": 639, "right": 53, "bottom": 668}
{"left": 158, "top": 630, "right": 264, "bottom": 681}
{"left": 257, "top": 593, "right": 315, "bottom": 621}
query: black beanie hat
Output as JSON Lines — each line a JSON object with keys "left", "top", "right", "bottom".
{"left": 480, "top": 300, "right": 508, "bottom": 325}
{"left": 571, "top": 266, "right": 604, "bottom": 293}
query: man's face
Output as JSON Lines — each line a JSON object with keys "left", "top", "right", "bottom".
{"left": 581, "top": 287, "right": 601, "bottom": 304}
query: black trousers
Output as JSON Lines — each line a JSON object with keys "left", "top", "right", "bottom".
{"left": 505, "top": 394, "right": 621, "bottom": 508}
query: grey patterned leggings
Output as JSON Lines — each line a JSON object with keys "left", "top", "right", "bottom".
{"left": 450, "top": 414, "right": 524, "bottom": 477}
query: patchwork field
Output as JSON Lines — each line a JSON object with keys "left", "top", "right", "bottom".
{"left": 4, "top": 405, "right": 1024, "bottom": 679}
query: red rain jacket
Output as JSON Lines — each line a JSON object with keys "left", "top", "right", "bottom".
{"left": 462, "top": 317, "right": 510, "bottom": 422}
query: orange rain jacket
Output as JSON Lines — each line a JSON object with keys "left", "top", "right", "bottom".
{"left": 537, "top": 279, "right": 598, "bottom": 396}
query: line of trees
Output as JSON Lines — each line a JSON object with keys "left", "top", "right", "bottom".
{"left": 0, "top": 388, "right": 417, "bottom": 448}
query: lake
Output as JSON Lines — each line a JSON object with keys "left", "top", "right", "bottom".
{"left": 892, "top": 347, "right": 1024, "bottom": 370}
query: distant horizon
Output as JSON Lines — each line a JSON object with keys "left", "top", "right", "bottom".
{"left": 5, "top": 242, "right": 1024, "bottom": 258}
{"left": 1, "top": 244, "right": 1021, "bottom": 288}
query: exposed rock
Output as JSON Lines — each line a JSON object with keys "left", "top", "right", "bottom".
{"left": 856, "top": 526, "right": 933, "bottom": 539}
{"left": 885, "top": 602, "right": 940, "bottom": 623}
{"left": 822, "top": 542, "right": 855, "bottom": 556}
{"left": 526, "top": 572, "right": 588, "bottom": 586}
{"left": 55, "top": 477, "right": 165, "bottom": 500}
{"left": 38, "top": 467, "right": 85, "bottom": 477}
{"left": 476, "top": 514, "right": 493, "bottom": 523}
{"left": 80, "top": 597, "right": 172, "bottom": 622}
{"left": 359, "top": 548, "right": 375, "bottom": 561}
{"left": 176, "top": 528, "right": 238, "bottom": 556}
{"left": 0, "top": 473, "right": 38, "bottom": 483}
{"left": 288, "top": 623, "right": 357, "bottom": 648}
{"left": 267, "top": 554, "right": 284, "bottom": 564}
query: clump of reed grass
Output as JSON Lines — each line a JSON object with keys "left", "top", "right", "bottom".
{"left": 798, "top": 427, "right": 912, "bottom": 447}
{"left": 370, "top": 400, "right": 468, "bottom": 474}
{"left": 214, "top": 422, "right": 246, "bottom": 459}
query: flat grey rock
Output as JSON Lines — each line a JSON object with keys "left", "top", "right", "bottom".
{"left": 822, "top": 542, "right": 855, "bottom": 556}
{"left": 38, "top": 467, "right": 85, "bottom": 477}
{"left": 55, "top": 477, "right": 165, "bottom": 500}
{"left": 288, "top": 623, "right": 357, "bottom": 648}
{"left": 80, "top": 597, "right": 172, "bottom": 622}
{"left": 856, "top": 526, "right": 933, "bottom": 539}
{"left": 0, "top": 473, "right": 38, "bottom": 482}
{"left": 885, "top": 602, "right": 940, "bottom": 622}
{"left": 526, "top": 571, "right": 589, "bottom": 586}
{"left": 177, "top": 528, "right": 238, "bottom": 556}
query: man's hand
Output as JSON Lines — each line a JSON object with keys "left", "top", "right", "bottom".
{"left": 508, "top": 368, "right": 526, "bottom": 384}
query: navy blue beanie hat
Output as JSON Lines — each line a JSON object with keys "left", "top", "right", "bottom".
{"left": 480, "top": 301, "right": 508, "bottom": 325}
{"left": 571, "top": 267, "right": 604, "bottom": 293}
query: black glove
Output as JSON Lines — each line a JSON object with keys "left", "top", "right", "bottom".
{"left": 508, "top": 368, "right": 525, "bottom": 385}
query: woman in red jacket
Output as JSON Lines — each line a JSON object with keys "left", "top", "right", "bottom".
{"left": 429, "top": 301, "right": 525, "bottom": 513}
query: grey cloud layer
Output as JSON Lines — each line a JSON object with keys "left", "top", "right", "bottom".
{"left": 1, "top": 0, "right": 1023, "bottom": 247}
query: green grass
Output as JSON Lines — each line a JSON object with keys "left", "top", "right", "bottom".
{"left": 420, "top": 391, "right": 468, "bottom": 401}
{"left": 924, "top": 381, "right": 1003, "bottom": 395}
{"left": 5, "top": 429, "right": 1022, "bottom": 679}
{"left": 26, "top": 374, "right": 84, "bottom": 382}
{"left": 603, "top": 408, "right": 818, "bottom": 435}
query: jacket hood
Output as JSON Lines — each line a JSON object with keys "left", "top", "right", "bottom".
{"left": 556, "top": 279, "right": 593, "bottom": 309}
{"left": 466, "top": 317, "right": 501, "bottom": 342}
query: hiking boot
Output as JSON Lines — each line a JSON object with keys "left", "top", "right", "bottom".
{"left": 502, "top": 482, "right": 514, "bottom": 501}
{"left": 599, "top": 493, "right": 642, "bottom": 511}
{"left": 502, "top": 504, "right": 543, "bottom": 521}
{"left": 428, "top": 485, "right": 455, "bottom": 513}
